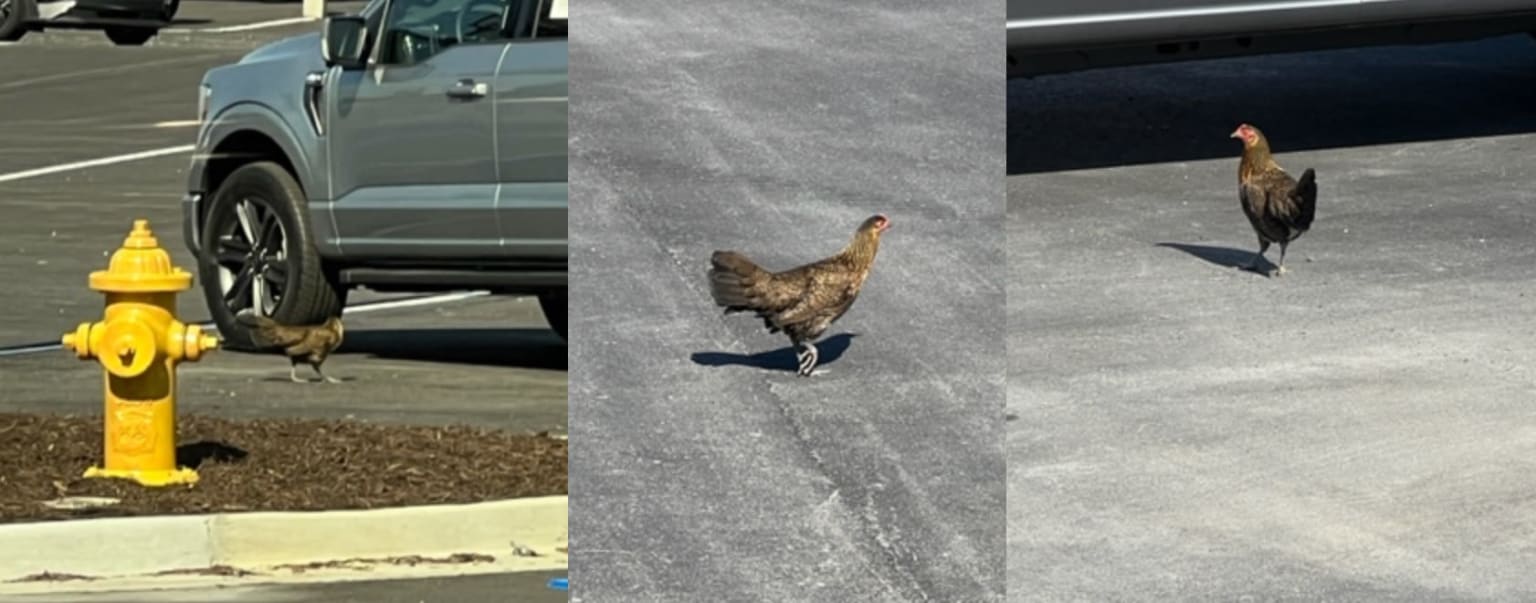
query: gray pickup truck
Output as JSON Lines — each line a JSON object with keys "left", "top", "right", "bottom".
{"left": 1009, "top": 0, "right": 1536, "bottom": 78}
{"left": 183, "top": 0, "right": 568, "bottom": 348}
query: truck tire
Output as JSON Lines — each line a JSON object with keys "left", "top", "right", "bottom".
{"left": 197, "top": 161, "right": 346, "bottom": 351}
{"left": 0, "top": 0, "right": 29, "bottom": 42}
{"left": 105, "top": 26, "right": 157, "bottom": 45}
{"left": 538, "top": 290, "right": 566, "bottom": 341}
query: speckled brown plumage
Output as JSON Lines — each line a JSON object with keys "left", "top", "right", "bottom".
{"left": 1233, "top": 123, "right": 1318, "bottom": 277}
{"left": 707, "top": 214, "right": 890, "bottom": 376}
{"left": 236, "top": 312, "right": 346, "bottom": 383}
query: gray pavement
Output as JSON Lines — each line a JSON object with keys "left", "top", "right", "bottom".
{"left": 0, "top": 5, "right": 565, "bottom": 434}
{"left": 569, "top": 1, "right": 1003, "bottom": 601}
{"left": 8, "top": 571, "right": 568, "bottom": 602}
{"left": 1009, "top": 36, "right": 1536, "bottom": 601}
{"left": 4, "top": 0, "right": 366, "bottom": 49}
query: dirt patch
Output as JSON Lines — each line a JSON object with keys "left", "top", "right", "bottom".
{"left": 155, "top": 565, "right": 261, "bottom": 577}
{"left": 0, "top": 413, "right": 566, "bottom": 524}
{"left": 274, "top": 553, "right": 497, "bottom": 574}
{"left": 8, "top": 572, "right": 94, "bottom": 583}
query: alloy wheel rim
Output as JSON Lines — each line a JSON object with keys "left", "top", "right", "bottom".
{"left": 214, "top": 197, "right": 291, "bottom": 319}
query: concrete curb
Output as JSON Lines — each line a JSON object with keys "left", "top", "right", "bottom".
{"left": 0, "top": 496, "right": 566, "bottom": 588}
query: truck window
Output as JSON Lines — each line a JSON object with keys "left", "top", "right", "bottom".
{"left": 378, "top": 0, "right": 511, "bottom": 65}
{"left": 504, "top": 0, "right": 565, "bottom": 40}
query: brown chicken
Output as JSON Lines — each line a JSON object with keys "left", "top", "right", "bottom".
{"left": 1231, "top": 123, "right": 1318, "bottom": 276}
{"left": 707, "top": 214, "right": 890, "bottom": 377}
{"left": 235, "top": 311, "right": 345, "bottom": 383}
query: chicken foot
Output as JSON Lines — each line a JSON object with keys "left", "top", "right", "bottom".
{"left": 1274, "top": 242, "right": 1291, "bottom": 277}
{"left": 312, "top": 362, "right": 343, "bottom": 384}
{"left": 289, "top": 358, "right": 343, "bottom": 383}
{"left": 795, "top": 342, "right": 819, "bottom": 378}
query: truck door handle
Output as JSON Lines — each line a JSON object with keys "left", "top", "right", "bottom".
{"left": 446, "top": 79, "right": 489, "bottom": 99}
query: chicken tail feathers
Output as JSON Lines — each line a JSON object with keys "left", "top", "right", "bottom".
{"left": 1291, "top": 167, "right": 1317, "bottom": 232}
{"left": 708, "top": 250, "right": 772, "bottom": 312}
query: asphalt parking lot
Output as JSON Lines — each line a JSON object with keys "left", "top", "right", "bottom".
{"left": 569, "top": 1, "right": 1003, "bottom": 601}
{"left": 0, "top": 2, "right": 565, "bottom": 434}
{"left": 1, "top": 6, "right": 565, "bottom": 600}
{"left": 1009, "top": 35, "right": 1536, "bottom": 601}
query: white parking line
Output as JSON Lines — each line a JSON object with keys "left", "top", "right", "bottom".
{"left": 0, "top": 56, "right": 213, "bottom": 92}
{"left": 165, "top": 17, "right": 317, "bottom": 34}
{"left": 153, "top": 120, "right": 202, "bottom": 128}
{"left": 0, "top": 145, "right": 195, "bottom": 184}
{"left": 342, "top": 291, "right": 493, "bottom": 314}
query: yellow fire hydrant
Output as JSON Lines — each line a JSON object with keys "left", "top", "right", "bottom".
{"left": 61, "top": 219, "right": 220, "bottom": 487}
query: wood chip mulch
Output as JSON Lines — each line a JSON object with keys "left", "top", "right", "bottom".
{"left": 0, "top": 412, "right": 566, "bottom": 524}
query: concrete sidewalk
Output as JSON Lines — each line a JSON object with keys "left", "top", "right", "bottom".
{"left": 0, "top": 497, "right": 567, "bottom": 596}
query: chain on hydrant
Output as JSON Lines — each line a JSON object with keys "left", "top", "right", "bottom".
{"left": 61, "top": 219, "right": 220, "bottom": 487}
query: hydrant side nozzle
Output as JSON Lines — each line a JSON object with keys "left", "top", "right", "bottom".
{"left": 62, "top": 322, "right": 95, "bottom": 359}
{"left": 174, "top": 324, "right": 220, "bottom": 362}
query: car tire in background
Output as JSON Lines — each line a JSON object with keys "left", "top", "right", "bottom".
{"left": 538, "top": 290, "right": 567, "bottom": 341}
{"left": 198, "top": 161, "right": 347, "bottom": 351}
{"left": 0, "top": 0, "right": 29, "bottom": 42}
{"left": 155, "top": 0, "right": 178, "bottom": 22}
{"left": 104, "top": 0, "right": 175, "bottom": 45}
{"left": 104, "top": 26, "right": 158, "bottom": 45}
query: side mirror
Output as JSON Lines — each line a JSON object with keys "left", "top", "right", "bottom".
{"left": 321, "top": 15, "right": 369, "bottom": 69}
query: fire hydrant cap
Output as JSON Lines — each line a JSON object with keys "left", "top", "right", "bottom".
{"left": 89, "top": 220, "right": 193, "bottom": 293}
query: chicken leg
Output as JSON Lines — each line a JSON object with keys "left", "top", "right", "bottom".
{"left": 1247, "top": 239, "right": 1270, "bottom": 272}
{"left": 1274, "top": 242, "right": 1291, "bottom": 277}
{"left": 312, "top": 361, "right": 343, "bottom": 384}
{"left": 795, "top": 341, "right": 819, "bottom": 377}
{"left": 289, "top": 356, "right": 343, "bottom": 383}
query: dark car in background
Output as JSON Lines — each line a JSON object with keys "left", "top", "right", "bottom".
{"left": 184, "top": 0, "right": 569, "bottom": 348}
{"left": 1009, "top": 0, "right": 1536, "bottom": 78}
{"left": 0, "top": 0, "right": 178, "bottom": 45}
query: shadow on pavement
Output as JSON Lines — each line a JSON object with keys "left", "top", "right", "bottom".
{"left": 337, "top": 328, "right": 566, "bottom": 370}
{"left": 1008, "top": 35, "right": 1536, "bottom": 175}
{"left": 691, "top": 332, "right": 859, "bottom": 373}
{"left": 1156, "top": 242, "right": 1274, "bottom": 276}
{"left": 176, "top": 439, "right": 249, "bottom": 468}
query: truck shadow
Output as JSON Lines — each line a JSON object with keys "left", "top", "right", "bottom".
{"left": 176, "top": 440, "right": 249, "bottom": 468}
{"left": 337, "top": 328, "right": 566, "bottom": 370}
{"left": 1008, "top": 35, "right": 1536, "bottom": 175}
{"left": 691, "top": 333, "right": 859, "bottom": 373}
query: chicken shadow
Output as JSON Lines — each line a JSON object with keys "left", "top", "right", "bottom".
{"left": 335, "top": 328, "right": 566, "bottom": 370}
{"left": 691, "top": 333, "right": 859, "bottom": 373}
{"left": 176, "top": 440, "right": 248, "bottom": 469}
{"left": 1156, "top": 242, "right": 1275, "bottom": 277}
